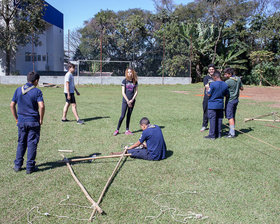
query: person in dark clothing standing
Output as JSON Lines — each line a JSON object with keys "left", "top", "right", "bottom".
{"left": 201, "top": 64, "right": 215, "bottom": 132}
{"left": 113, "top": 68, "right": 138, "bottom": 136}
{"left": 10, "top": 72, "right": 45, "bottom": 174}
{"left": 204, "top": 71, "right": 229, "bottom": 139}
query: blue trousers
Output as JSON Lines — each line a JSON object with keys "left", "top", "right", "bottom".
{"left": 128, "top": 147, "right": 151, "bottom": 160}
{"left": 208, "top": 109, "right": 223, "bottom": 138}
{"left": 14, "top": 122, "right": 40, "bottom": 171}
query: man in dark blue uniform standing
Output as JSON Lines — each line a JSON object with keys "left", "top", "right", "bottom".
{"left": 10, "top": 72, "right": 45, "bottom": 174}
{"left": 112, "top": 117, "right": 166, "bottom": 161}
{"left": 204, "top": 71, "right": 229, "bottom": 139}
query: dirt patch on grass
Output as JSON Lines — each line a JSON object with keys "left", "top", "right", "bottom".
{"left": 241, "top": 86, "right": 280, "bottom": 103}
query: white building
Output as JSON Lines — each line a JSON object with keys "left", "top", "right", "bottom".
{"left": 0, "top": 1, "right": 64, "bottom": 76}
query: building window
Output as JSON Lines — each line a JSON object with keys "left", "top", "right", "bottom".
{"left": 38, "top": 55, "right": 41, "bottom": 61}
{"left": 42, "top": 55, "right": 46, "bottom": 61}
{"left": 25, "top": 52, "right": 31, "bottom": 62}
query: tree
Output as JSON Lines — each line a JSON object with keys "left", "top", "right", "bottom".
{"left": 0, "top": 0, "right": 45, "bottom": 75}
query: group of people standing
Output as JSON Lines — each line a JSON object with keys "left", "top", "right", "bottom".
{"left": 10, "top": 65, "right": 167, "bottom": 174}
{"left": 201, "top": 64, "right": 244, "bottom": 140}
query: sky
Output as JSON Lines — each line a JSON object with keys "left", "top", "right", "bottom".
{"left": 46, "top": 0, "right": 192, "bottom": 35}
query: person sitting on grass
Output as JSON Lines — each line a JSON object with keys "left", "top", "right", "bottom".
{"left": 10, "top": 72, "right": 45, "bottom": 174}
{"left": 112, "top": 117, "right": 166, "bottom": 161}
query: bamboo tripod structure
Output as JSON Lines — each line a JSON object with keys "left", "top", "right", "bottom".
{"left": 244, "top": 112, "right": 280, "bottom": 123}
{"left": 60, "top": 154, "right": 103, "bottom": 214}
{"left": 89, "top": 148, "right": 128, "bottom": 221}
{"left": 60, "top": 150, "right": 131, "bottom": 221}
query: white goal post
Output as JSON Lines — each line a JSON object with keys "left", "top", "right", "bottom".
{"left": 76, "top": 60, "right": 132, "bottom": 84}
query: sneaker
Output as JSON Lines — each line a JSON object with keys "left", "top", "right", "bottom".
{"left": 200, "top": 127, "right": 207, "bottom": 132}
{"left": 113, "top": 130, "right": 119, "bottom": 136}
{"left": 204, "top": 135, "right": 215, "bottom": 140}
{"left": 125, "top": 130, "right": 133, "bottom": 135}
{"left": 61, "top": 119, "right": 69, "bottom": 122}
{"left": 77, "top": 119, "right": 84, "bottom": 124}
{"left": 224, "top": 134, "right": 235, "bottom": 138}
{"left": 13, "top": 167, "right": 22, "bottom": 172}
{"left": 26, "top": 167, "right": 39, "bottom": 174}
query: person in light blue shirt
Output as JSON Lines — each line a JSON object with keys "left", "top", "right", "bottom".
{"left": 204, "top": 71, "right": 229, "bottom": 139}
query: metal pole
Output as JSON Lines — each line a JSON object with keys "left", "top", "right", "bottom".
{"left": 77, "top": 60, "right": 80, "bottom": 85}
{"left": 68, "top": 29, "right": 70, "bottom": 60}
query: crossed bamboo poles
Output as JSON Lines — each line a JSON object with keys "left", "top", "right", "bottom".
{"left": 60, "top": 149, "right": 131, "bottom": 221}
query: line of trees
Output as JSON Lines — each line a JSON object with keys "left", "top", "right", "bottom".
{"left": 73, "top": 0, "right": 280, "bottom": 85}
{"left": 0, "top": 0, "right": 45, "bottom": 76}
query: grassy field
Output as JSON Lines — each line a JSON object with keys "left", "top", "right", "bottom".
{"left": 0, "top": 83, "right": 279, "bottom": 224}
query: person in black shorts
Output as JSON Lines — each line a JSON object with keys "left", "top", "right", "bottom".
{"left": 224, "top": 67, "right": 244, "bottom": 138}
{"left": 201, "top": 64, "right": 215, "bottom": 132}
{"left": 113, "top": 68, "right": 138, "bottom": 136}
{"left": 62, "top": 63, "right": 84, "bottom": 124}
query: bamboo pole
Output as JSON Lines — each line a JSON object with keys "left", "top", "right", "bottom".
{"left": 244, "top": 112, "right": 276, "bottom": 122}
{"left": 246, "top": 119, "right": 280, "bottom": 122}
{"left": 60, "top": 155, "right": 103, "bottom": 214}
{"left": 66, "top": 154, "right": 131, "bottom": 163}
{"left": 58, "top": 150, "right": 74, "bottom": 153}
{"left": 89, "top": 148, "right": 128, "bottom": 221}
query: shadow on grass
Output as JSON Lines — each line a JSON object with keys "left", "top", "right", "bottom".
{"left": 83, "top": 116, "right": 110, "bottom": 123}
{"left": 132, "top": 125, "right": 165, "bottom": 134}
{"left": 37, "top": 152, "right": 134, "bottom": 172}
{"left": 221, "top": 124, "right": 254, "bottom": 137}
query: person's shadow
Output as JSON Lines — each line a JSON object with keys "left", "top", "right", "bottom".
{"left": 132, "top": 125, "right": 165, "bottom": 134}
{"left": 37, "top": 153, "right": 102, "bottom": 172}
{"left": 221, "top": 124, "right": 253, "bottom": 137}
{"left": 83, "top": 116, "right": 110, "bottom": 123}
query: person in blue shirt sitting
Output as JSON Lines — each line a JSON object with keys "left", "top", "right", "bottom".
{"left": 204, "top": 71, "right": 229, "bottom": 140}
{"left": 10, "top": 72, "right": 45, "bottom": 174}
{"left": 112, "top": 117, "right": 166, "bottom": 161}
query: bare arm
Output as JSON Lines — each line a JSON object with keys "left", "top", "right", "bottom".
{"left": 129, "top": 86, "right": 138, "bottom": 103}
{"left": 121, "top": 86, "right": 129, "bottom": 102}
{"left": 38, "top": 101, "right": 45, "bottom": 125}
{"left": 126, "top": 140, "right": 142, "bottom": 150}
{"left": 10, "top": 101, "right": 18, "bottom": 123}
{"left": 75, "top": 87, "right": 80, "bottom": 95}
{"left": 66, "top": 81, "right": 70, "bottom": 100}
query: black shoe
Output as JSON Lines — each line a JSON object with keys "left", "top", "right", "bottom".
{"left": 13, "top": 167, "right": 22, "bottom": 172}
{"left": 26, "top": 167, "right": 39, "bottom": 174}
{"left": 224, "top": 134, "right": 235, "bottom": 138}
{"left": 61, "top": 119, "right": 69, "bottom": 122}
{"left": 204, "top": 136, "right": 215, "bottom": 140}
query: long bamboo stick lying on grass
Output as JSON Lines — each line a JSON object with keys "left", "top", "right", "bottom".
{"left": 60, "top": 154, "right": 103, "bottom": 214}
{"left": 89, "top": 148, "right": 128, "bottom": 221}
{"left": 66, "top": 154, "right": 131, "bottom": 163}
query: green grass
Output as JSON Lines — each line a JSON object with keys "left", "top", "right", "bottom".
{"left": 0, "top": 84, "right": 280, "bottom": 224}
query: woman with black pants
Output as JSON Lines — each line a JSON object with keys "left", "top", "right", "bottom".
{"left": 113, "top": 68, "right": 138, "bottom": 136}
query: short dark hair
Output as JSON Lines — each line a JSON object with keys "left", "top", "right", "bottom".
{"left": 27, "top": 72, "right": 40, "bottom": 83}
{"left": 223, "top": 67, "right": 234, "bottom": 75}
{"left": 213, "top": 71, "right": 221, "bottom": 78}
{"left": 208, "top": 64, "right": 215, "bottom": 69}
{"left": 139, "top": 117, "right": 150, "bottom": 125}
{"left": 68, "top": 62, "right": 75, "bottom": 70}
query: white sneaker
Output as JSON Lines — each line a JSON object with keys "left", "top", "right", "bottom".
{"left": 200, "top": 127, "right": 206, "bottom": 132}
